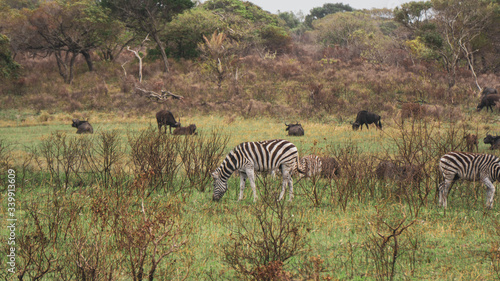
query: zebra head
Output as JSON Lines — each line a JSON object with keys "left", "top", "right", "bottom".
{"left": 212, "top": 169, "right": 228, "bottom": 201}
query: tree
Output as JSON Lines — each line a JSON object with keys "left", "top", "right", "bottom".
{"left": 431, "top": 0, "right": 496, "bottom": 89}
{"left": 0, "top": 34, "right": 19, "bottom": 78}
{"left": 278, "top": 11, "right": 301, "bottom": 29}
{"left": 163, "top": 9, "right": 222, "bottom": 59}
{"left": 5, "top": 0, "right": 118, "bottom": 83}
{"left": 393, "top": 1, "right": 433, "bottom": 32}
{"left": 305, "top": 3, "right": 353, "bottom": 28}
{"left": 101, "top": 0, "right": 194, "bottom": 73}
{"left": 198, "top": 31, "right": 237, "bottom": 89}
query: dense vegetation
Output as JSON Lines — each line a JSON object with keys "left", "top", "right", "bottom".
{"left": 1, "top": 0, "right": 500, "bottom": 280}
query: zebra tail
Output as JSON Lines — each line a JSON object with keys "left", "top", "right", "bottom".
{"left": 296, "top": 155, "right": 306, "bottom": 175}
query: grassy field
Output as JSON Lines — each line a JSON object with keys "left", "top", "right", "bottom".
{"left": 1, "top": 113, "right": 500, "bottom": 280}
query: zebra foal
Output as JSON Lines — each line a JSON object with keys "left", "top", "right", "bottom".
{"left": 439, "top": 152, "right": 499, "bottom": 209}
{"left": 212, "top": 139, "right": 304, "bottom": 202}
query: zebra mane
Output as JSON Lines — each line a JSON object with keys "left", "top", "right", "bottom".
{"left": 215, "top": 149, "right": 240, "bottom": 182}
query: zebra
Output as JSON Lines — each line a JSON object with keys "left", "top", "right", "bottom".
{"left": 212, "top": 139, "right": 304, "bottom": 202}
{"left": 438, "top": 151, "right": 499, "bottom": 209}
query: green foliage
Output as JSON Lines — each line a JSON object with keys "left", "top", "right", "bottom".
{"left": 164, "top": 9, "right": 222, "bottom": 59}
{"left": 305, "top": 2, "right": 354, "bottom": 28}
{"left": 314, "top": 11, "right": 380, "bottom": 46}
{"left": 203, "top": 0, "right": 278, "bottom": 24}
{"left": 393, "top": 1, "right": 433, "bottom": 30}
{"left": 259, "top": 24, "right": 292, "bottom": 54}
{"left": 0, "top": 34, "right": 19, "bottom": 78}
{"left": 278, "top": 11, "right": 301, "bottom": 29}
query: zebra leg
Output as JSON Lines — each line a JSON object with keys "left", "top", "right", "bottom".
{"left": 438, "top": 180, "right": 453, "bottom": 208}
{"left": 482, "top": 178, "right": 496, "bottom": 209}
{"left": 238, "top": 172, "right": 247, "bottom": 201}
{"left": 246, "top": 169, "right": 258, "bottom": 202}
{"left": 278, "top": 170, "right": 293, "bottom": 201}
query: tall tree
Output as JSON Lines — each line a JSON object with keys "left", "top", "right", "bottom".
{"left": 101, "top": 0, "right": 194, "bottom": 73}
{"left": 4, "top": 0, "right": 118, "bottom": 83}
{"left": 431, "top": 0, "right": 496, "bottom": 89}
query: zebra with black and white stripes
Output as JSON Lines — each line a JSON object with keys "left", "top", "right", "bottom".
{"left": 212, "top": 139, "right": 304, "bottom": 202}
{"left": 439, "top": 151, "right": 499, "bottom": 209}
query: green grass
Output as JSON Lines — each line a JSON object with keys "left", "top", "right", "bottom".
{"left": 1, "top": 113, "right": 500, "bottom": 280}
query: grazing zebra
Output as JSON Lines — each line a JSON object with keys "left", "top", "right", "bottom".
{"left": 439, "top": 152, "right": 499, "bottom": 209}
{"left": 212, "top": 139, "right": 304, "bottom": 202}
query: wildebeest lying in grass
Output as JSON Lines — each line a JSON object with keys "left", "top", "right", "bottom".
{"left": 352, "top": 110, "right": 382, "bottom": 130}
{"left": 464, "top": 133, "right": 478, "bottom": 152}
{"left": 285, "top": 122, "right": 304, "bottom": 136}
{"left": 484, "top": 134, "right": 500, "bottom": 150}
{"left": 72, "top": 119, "right": 93, "bottom": 134}
{"left": 477, "top": 94, "right": 500, "bottom": 112}
{"left": 173, "top": 124, "right": 197, "bottom": 135}
{"left": 156, "top": 109, "right": 180, "bottom": 134}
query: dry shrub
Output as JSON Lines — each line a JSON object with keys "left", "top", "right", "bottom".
{"left": 29, "top": 94, "right": 56, "bottom": 111}
{"left": 328, "top": 142, "right": 378, "bottom": 210}
{"left": 221, "top": 187, "right": 308, "bottom": 280}
{"left": 401, "top": 103, "right": 423, "bottom": 121}
{"left": 128, "top": 126, "right": 182, "bottom": 196}
{"left": 177, "top": 128, "right": 229, "bottom": 192}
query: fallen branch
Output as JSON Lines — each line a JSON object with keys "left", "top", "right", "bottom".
{"left": 135, "top": 87, "right": 184, "bottom": 103}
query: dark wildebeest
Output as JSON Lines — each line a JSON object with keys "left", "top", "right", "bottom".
{"left": 484, "top": 134, "right": 500, "bottom": 150}
{"left": 464, "top": 133, "right": 478, "bottom": 152}
{"left": 375, "top": 160, "right": 422, "bottom": 182}
{"left": 285, "top": 123, "right": 304, "bottom": 136}
{"left": 173, "top": 124, "right": 197, "bottom": 135}
{"left": 156, "top": 110, "right": 180, "bottom": 134}
{"left": 477, "top": 94, "right": 500, "bottom": 112}
{"left": 352, "top": 110, "right": 382, "bottom": 130}
{"left": 482, "top": 87, "right": 498, "bottom": 96}
{"left": 72, "top": 119, "right": 93, "bottom": 134}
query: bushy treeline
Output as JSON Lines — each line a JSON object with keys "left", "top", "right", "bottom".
{"left": 0, "top": 0, "right": 499, "bottom": 121}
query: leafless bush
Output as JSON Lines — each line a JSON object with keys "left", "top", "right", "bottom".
{"left": 81, "top": 130, "right": 125, "bottom": 186}
{"left": 365, "top": 208, "right": 416, "bottom": 281}
{"left": 33, "top": 132, "right": 87, "bottom": 190}
{"left": 0, "top": 138, "right": 12, "bottom": 171}
{"left": 15, "top": 193, "right": 79, "bottom": 280}
{"left": 221, "top": 181, "right": 308, "bottom": 280}
{"left": 128, "top": 126, "right": 182, "bottom": 196}
{"left": 327, "top": 143, "right": 377, "bottom": 211}
{"left": 113, "top": 197, "right": 190, "bottom": 281}
{"left": 177, "top": 129, "right": 229, "bottom": 192}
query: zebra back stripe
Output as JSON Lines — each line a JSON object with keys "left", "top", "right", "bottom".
{"left": 439, "top": 152, "right": 500, "bottom": 182}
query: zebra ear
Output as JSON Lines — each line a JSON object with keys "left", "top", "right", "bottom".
{"left": 212, "top": 172, "right": 218, "bottom": 179}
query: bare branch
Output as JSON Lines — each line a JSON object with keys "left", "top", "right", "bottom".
{"left": 135, "top": 87, "right": 184, "bottom": 103}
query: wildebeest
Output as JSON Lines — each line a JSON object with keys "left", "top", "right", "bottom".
{"left": 173, "top": 124, "right": 197, "bottom": 135}
{"left": 285, "top": 122, "right": 304, "bottom": 136}
{"left": 484, "top": 134, "right": 500, "bottom": 150}
{"left": 72, "top": 119, "right": 93, "bottom": 134}
{"left": 482, "top": 87, "right": 498, "bottom": 96}
{"left": 320, "top": 156, "right": 340, "bottom": 179}
{"left": 375, "top": 160, "right": 422, "bottom": 182}
{"left": 477, "top": 94, "right": 500, "bottom": 112}
{"left": 464, "top": 133, "right": 478, "bottom": 152}
{"left": 352, "top": 110, "right": 382, "bottom": 130}
{"left": 156, "top": 110, "right": 180, "bottom": 134}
